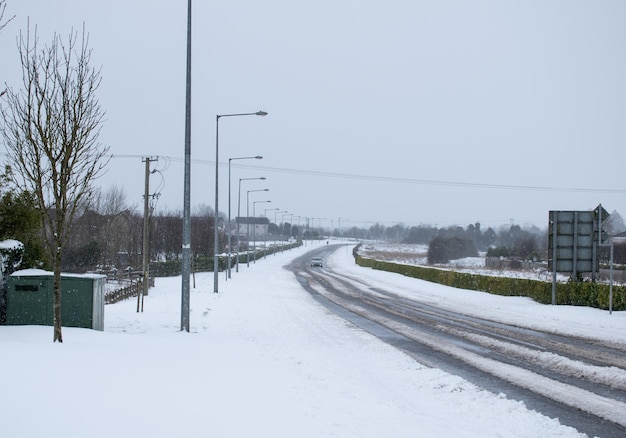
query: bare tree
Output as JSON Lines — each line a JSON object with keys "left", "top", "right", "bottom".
{"left": 0, "top": 25, "right": 109, "bottom": 342}
{"left": 92, "top": 184, "right": 130, "bottom": 216}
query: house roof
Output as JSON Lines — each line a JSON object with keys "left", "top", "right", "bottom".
{"left": 236, "top": 217, "right": 269, "bottom": 225}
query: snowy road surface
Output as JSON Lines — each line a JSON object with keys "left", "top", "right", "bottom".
{"left": 291, "top": 244, "right": 626, "bottom": 437}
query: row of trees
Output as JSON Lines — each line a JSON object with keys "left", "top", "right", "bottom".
{"left": 61, "top": 186, "right": 308, "bottom": 273}
{"left": 336, "top": 218, "right": 626, "bottom": 265}
{"left": 63, "top": 196, "right": 213, "bottom": 272}
{"left": 0, "top": 180, "right": 315, "bottom": 278}
{"left": 334, "top": 222, "right": 545, "bottom": 258}
{"left": 6, "top": 179, "right": 626, "bottom": 270}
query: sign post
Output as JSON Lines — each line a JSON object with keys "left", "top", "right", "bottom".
{"left": 548, "top": 205, "right": 609, "bottom": 305}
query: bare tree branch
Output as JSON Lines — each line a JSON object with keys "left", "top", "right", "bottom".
{"left": 0, "top": 0, "right": 15, "bottom": 98}
{"left": 0, "top": 0, "right": 15, "bottom": 33}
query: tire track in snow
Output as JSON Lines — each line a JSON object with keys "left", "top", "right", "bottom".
{"left": 298, "top": 268, "right": 626, "bottom": 429}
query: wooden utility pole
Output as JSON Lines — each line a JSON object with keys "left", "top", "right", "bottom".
{"left": 139, "top": 156, "right": 158, "bottom": 312}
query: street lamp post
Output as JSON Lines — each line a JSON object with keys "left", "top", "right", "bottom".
{"left": 318, "top": 218, "right": 325, "bottom": 241}
{"left": 214, "top": 110, "right": 267, "bottom": 294}
{"left": 247, "top": 188, "right": 269, "bottom": 267}
{"left": 228, "top": 156, "right": 262, "bottom": 280}
{"left": 281, "top": 212, "right": 290, "bottom": 249}
{"left": 264, "top": 208, "right": 279, "bottom": 256}
{"left": 274, "top": 210, "right": 287, "bottom": 255}
{"left": 294, "top": 216, "right": 301, "bottom": 242}
{"left": 253, "top": 200, "right": 271, "bottom": 263}
{"left": 236, "top": 177, "right": 265, "bottom": 272}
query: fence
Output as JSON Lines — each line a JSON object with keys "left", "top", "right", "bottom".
{"left": 105, "top": 278, "right": 144, "bottom": 304}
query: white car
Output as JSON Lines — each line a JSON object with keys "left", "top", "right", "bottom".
{"left": 310, "top": 257, "right": 323, "bottom": 267}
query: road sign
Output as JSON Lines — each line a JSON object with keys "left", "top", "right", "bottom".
{"left": 593, "top": 204, "right": 610, "bottom": 244}
{"left": 593, "top": 204, "right": 610, "bottom": 223}
{"left": 548, "top": 210, "right": 595, "bottom": 274}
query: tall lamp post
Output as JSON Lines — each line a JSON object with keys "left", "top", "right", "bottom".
{"left": 281, "top": 212, "right": 291, "bottom": 248}
{"left": 228, "top": 156, "right": 262, "bottom": 280}
{"left": 236, "top": 177, "right": 265, "bottom": 272}
{"left": 274, "top": 210, "right": 287, "bottom": 254}
{"left": 265, "top": 207, "right": 280, "bottom": 217}
{"left": 264, "top": 207, "right": 279, "bottom": 255}
{"left": 313, "top": 217, "right": 326, "bottom": 242}
{"left": 247, "top": 188, "right": 269, "bottom": 266}
{"left": 253, "top": 200, "right": 271, "bottom": 263}
{"left": 264, "top": 208, "right": 279, "bottom": 256}
{"left": 214, "top": 111, "right": 267, "bottom": 294}
{"left": 181, "top": 0, "right": 193, "bottom": 332}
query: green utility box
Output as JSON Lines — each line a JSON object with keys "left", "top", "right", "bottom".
{"left": 6, "top": 270, "right": 106, "bottom": 331}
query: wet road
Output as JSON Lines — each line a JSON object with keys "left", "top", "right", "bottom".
{"left": 288, "top": 245, "right": 626, "bottom": 438}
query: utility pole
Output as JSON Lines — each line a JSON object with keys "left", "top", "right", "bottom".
{"left": 139, "top": 156, "right": 158, "bottom": 312}
{"left": 181, "top": 0, "right": 192, "bottom": 332}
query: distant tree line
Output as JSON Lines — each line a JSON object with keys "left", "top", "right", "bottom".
{"left": 2, "top": 179, "right": 626, "bottom": 273}
{"left": 350, "top": 214, "right": 626, "bottom": 265}
{"left": 62, "top": 187, "right": 218, "bottom": 273}
{"left": 334, "top": 221, "right": 546, "bottom": 264}
{"left": 49, "top": 187, "right": 308, "bottom": 273}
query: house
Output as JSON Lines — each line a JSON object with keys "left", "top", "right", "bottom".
{"left": 611, "top": 231, "right": 626, "bottom": 243}
{"left": 235, "top": 217, "right": 270, "bottom": 238}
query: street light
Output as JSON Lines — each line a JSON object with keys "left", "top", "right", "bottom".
{"left": 281, "top": 212, "right": 291, "bottom": 247}
{"left": 236, "top": 177, "right": 265, "bottom": 272}
{"left": 227, "top": 156, "right": 262, "bottom": 280}
{"left": 293, "top": 216, "right": 301, "bottom": 241}
{"left": 274, "top": 210, "right": 287, "bottom": 254}
{"left": 264, "top": 208, "right": 280, "bottom": 257}
{"left": 314, "top": 217, "right": 326, "bottom": 243}
{"left": 253, "top": 200, "right": 271, "bottom": 263}
{"left": 214, "top": 110, "right": 267, "bottom": 294}
{"left": 247, "top": 188, "right": 269, "bottom": 267}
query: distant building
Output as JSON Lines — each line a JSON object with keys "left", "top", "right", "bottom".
{"left": 611, "top": 231, "right": 626, "bottom": 243}
{"left": 236, "top": 217, "right": 270, "bottom": 237}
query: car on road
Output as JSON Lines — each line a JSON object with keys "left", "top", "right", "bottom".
{"left": 310, "top": 257, "right": 323, "bottom": 267}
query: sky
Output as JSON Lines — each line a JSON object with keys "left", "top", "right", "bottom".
{"left": 1, "top": 1, "right": 625, "bottom": 230}
{"left": 5, "top": 242, "right": 626, "bottom": 437}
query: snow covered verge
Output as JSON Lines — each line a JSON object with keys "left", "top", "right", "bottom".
{"left": 0, "top": 243, "right": 602, "bottom": 437}
{"left": 357, "top": 242, "right": 580, "bottom": 283}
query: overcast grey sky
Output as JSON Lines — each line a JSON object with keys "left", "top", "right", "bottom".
{"left": 2, "top": 0, "right": 625, "bottom": 230}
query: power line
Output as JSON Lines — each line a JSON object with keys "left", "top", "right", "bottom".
{"left": 235, "top": 163, "right": 626, "bottom": 194}
{"left": 109, "top": 154, "right": 626, "bottom": 195}
{"left": 4, "top": 151, "right": 625, "bottom": 194}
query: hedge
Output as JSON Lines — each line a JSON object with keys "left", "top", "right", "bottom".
{"left": 149, "top": 241, "right": 302, "bottom": 277}
{"left": 353, "top": 252, "right": 626, "bottom": 311}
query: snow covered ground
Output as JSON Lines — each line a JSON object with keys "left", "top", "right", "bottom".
{"left": 3, "top": 242, "right": 623, "bottom": 437}
{"left": 357, "top": 242, "right": 578, "bottom": 282}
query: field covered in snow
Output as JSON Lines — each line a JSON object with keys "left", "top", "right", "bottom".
{"left": 356, "top": 242, "right": 577, "bottom": 283}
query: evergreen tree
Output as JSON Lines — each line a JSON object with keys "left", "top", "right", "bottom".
{"left": 0, "top": 182, "right": 46, "bottom": 269}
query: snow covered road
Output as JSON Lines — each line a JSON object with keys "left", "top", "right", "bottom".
{"left": 292, "top": 244, "right": 626, "bottom": 437}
